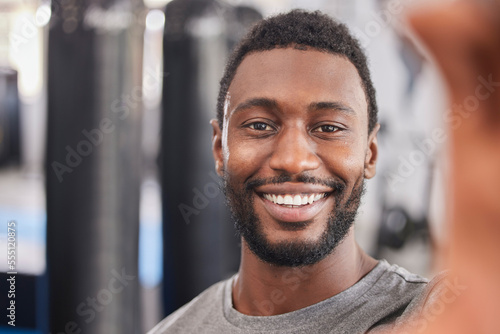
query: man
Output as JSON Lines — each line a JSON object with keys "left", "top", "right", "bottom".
{"left": 150, "top": 9, "right": 438, "bottom": 334}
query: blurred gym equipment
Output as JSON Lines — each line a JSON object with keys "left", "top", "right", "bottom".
{"left": 0, "top": 67, "right": 21, "bottom": 166}
{"left": 46, "top": 0, "right": 144, "bottom": 333}
{"left": 160, "top": 0, "right": 262, "bottom": 316}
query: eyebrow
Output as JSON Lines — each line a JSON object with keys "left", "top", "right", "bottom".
{"left": 231, "top": 98, "right": 356, "bottom": 116}
{"left": 232, "top": 98, "right": 278, "bottom": 115}
{"left": 307, "top": 101, "right": 356, "bottom": 115}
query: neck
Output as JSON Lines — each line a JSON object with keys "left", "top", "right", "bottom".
{"left": 232, "top": 230, "right": 377, "bottom": 316}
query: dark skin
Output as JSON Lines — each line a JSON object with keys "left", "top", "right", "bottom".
{"left": 408, "top": 1, "right": 500, "bottom": 333}
{"left": 211, "top": 48, "right": 380, "bottom": 316}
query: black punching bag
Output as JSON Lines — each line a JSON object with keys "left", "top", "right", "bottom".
{"left": 160, "top": 0, "right": 262, "bottom": 315}
{"left": 46, "top": 1, "right": 144, "bottom": 333}
{"left": 0, "top": 68, "right": 20, "bottom": 166}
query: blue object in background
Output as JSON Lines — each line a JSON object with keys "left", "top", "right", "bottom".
{"left": 0, "top": 328, "right": 41, "bottom": 334}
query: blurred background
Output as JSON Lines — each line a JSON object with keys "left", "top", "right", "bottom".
{"left": 0, "top": 0, "right": 448, "bottom": 333}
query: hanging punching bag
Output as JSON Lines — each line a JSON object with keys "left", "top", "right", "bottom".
{"left": 160, "top": 0, "right": 262, "bottom": 316}
{"left": 46, "top": 1, "right": 144, "bottom": 333}
{"left": 0, "top": 67, "right": 20, "bottom": 166}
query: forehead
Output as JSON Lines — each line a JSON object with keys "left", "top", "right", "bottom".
{"left": 226, "top": 48, "right": 368, "bottom": 122}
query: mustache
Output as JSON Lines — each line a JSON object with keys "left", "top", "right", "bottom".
{"left": 244, "top": 174, "right": 346, "bottom": 193}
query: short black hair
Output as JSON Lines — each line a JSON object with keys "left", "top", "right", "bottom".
{"left": 216, "top": 9, "right": 378, "bottom": 133}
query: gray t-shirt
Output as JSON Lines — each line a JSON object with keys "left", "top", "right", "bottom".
{"left": 148, "top": 260, "right": 432, "bottom": 334}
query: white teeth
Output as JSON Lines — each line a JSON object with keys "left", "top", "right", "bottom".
{"left": 293, "top": 195, "right": 301, "bottom": 205}
{"left": 277, "top": 195, "right": 284, "bottom": 204}
{"left": 308, "top": 194, "right": 315, "bottom": 204}
{"left": 264, "top": 193, "right": 327, "bottom": 206}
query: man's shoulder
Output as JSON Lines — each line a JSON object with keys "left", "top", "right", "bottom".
{"left": 395, "top": 270, "right": 461, "bottom": 332}
{"left": 367, "top": 260, "right": 429, "bottom": 300}
{"left": 146, "top": 276, "right": 232, "bottom": 334}
{"left": 368, "top": 266, "right": 452, "bottom": 333}
{"left": 147, "top": 262, "right": 436, "bottom": 334}
{"left": 378, "top": 259, "right": 429, "bottom": 283}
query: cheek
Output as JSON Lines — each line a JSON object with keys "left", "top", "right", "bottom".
{"left": 317, "top": 141, "right": 367, "bottom": 179}
{"left": 225, "top": 137, "right": 271, "bottom": 179}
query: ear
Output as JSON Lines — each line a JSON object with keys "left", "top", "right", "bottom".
{"left": 210, "top": 119, "right": 224, "bottom": 177}
{"left": 364, "top": 123, "right": 380, "bottom": 179}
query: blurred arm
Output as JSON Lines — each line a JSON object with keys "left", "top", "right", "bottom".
{"left": 408, "top": 1, "right": 500, "bottom": 333}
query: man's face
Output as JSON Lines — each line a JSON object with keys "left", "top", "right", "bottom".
{"left": 212, "top": 48, "right": 379, "bottom": 267}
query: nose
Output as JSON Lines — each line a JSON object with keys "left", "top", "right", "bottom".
{"left": 269, "top": 126, "right": 321, "bottom": 175}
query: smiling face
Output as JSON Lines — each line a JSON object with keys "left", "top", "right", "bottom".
{"left": 212, "top": 47, "right": 379, "bottom": 267}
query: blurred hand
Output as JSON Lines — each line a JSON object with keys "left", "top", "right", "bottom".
{"left": 408, "top": 1, "right": 500, "bottom": 333}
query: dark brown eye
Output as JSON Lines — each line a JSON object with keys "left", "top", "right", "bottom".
{"left": 249, "top": 122, "right": 272, "bottom": 131}
{"left": 316, "top": 125, "right": 338, "bottom": 133}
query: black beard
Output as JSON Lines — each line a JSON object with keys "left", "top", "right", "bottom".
{"left": 223, "top": 173, "right": 365, "bottom": 267}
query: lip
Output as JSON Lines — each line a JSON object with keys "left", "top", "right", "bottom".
{"left": 255, "top": 183, "right": 333, "bottom": 223}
